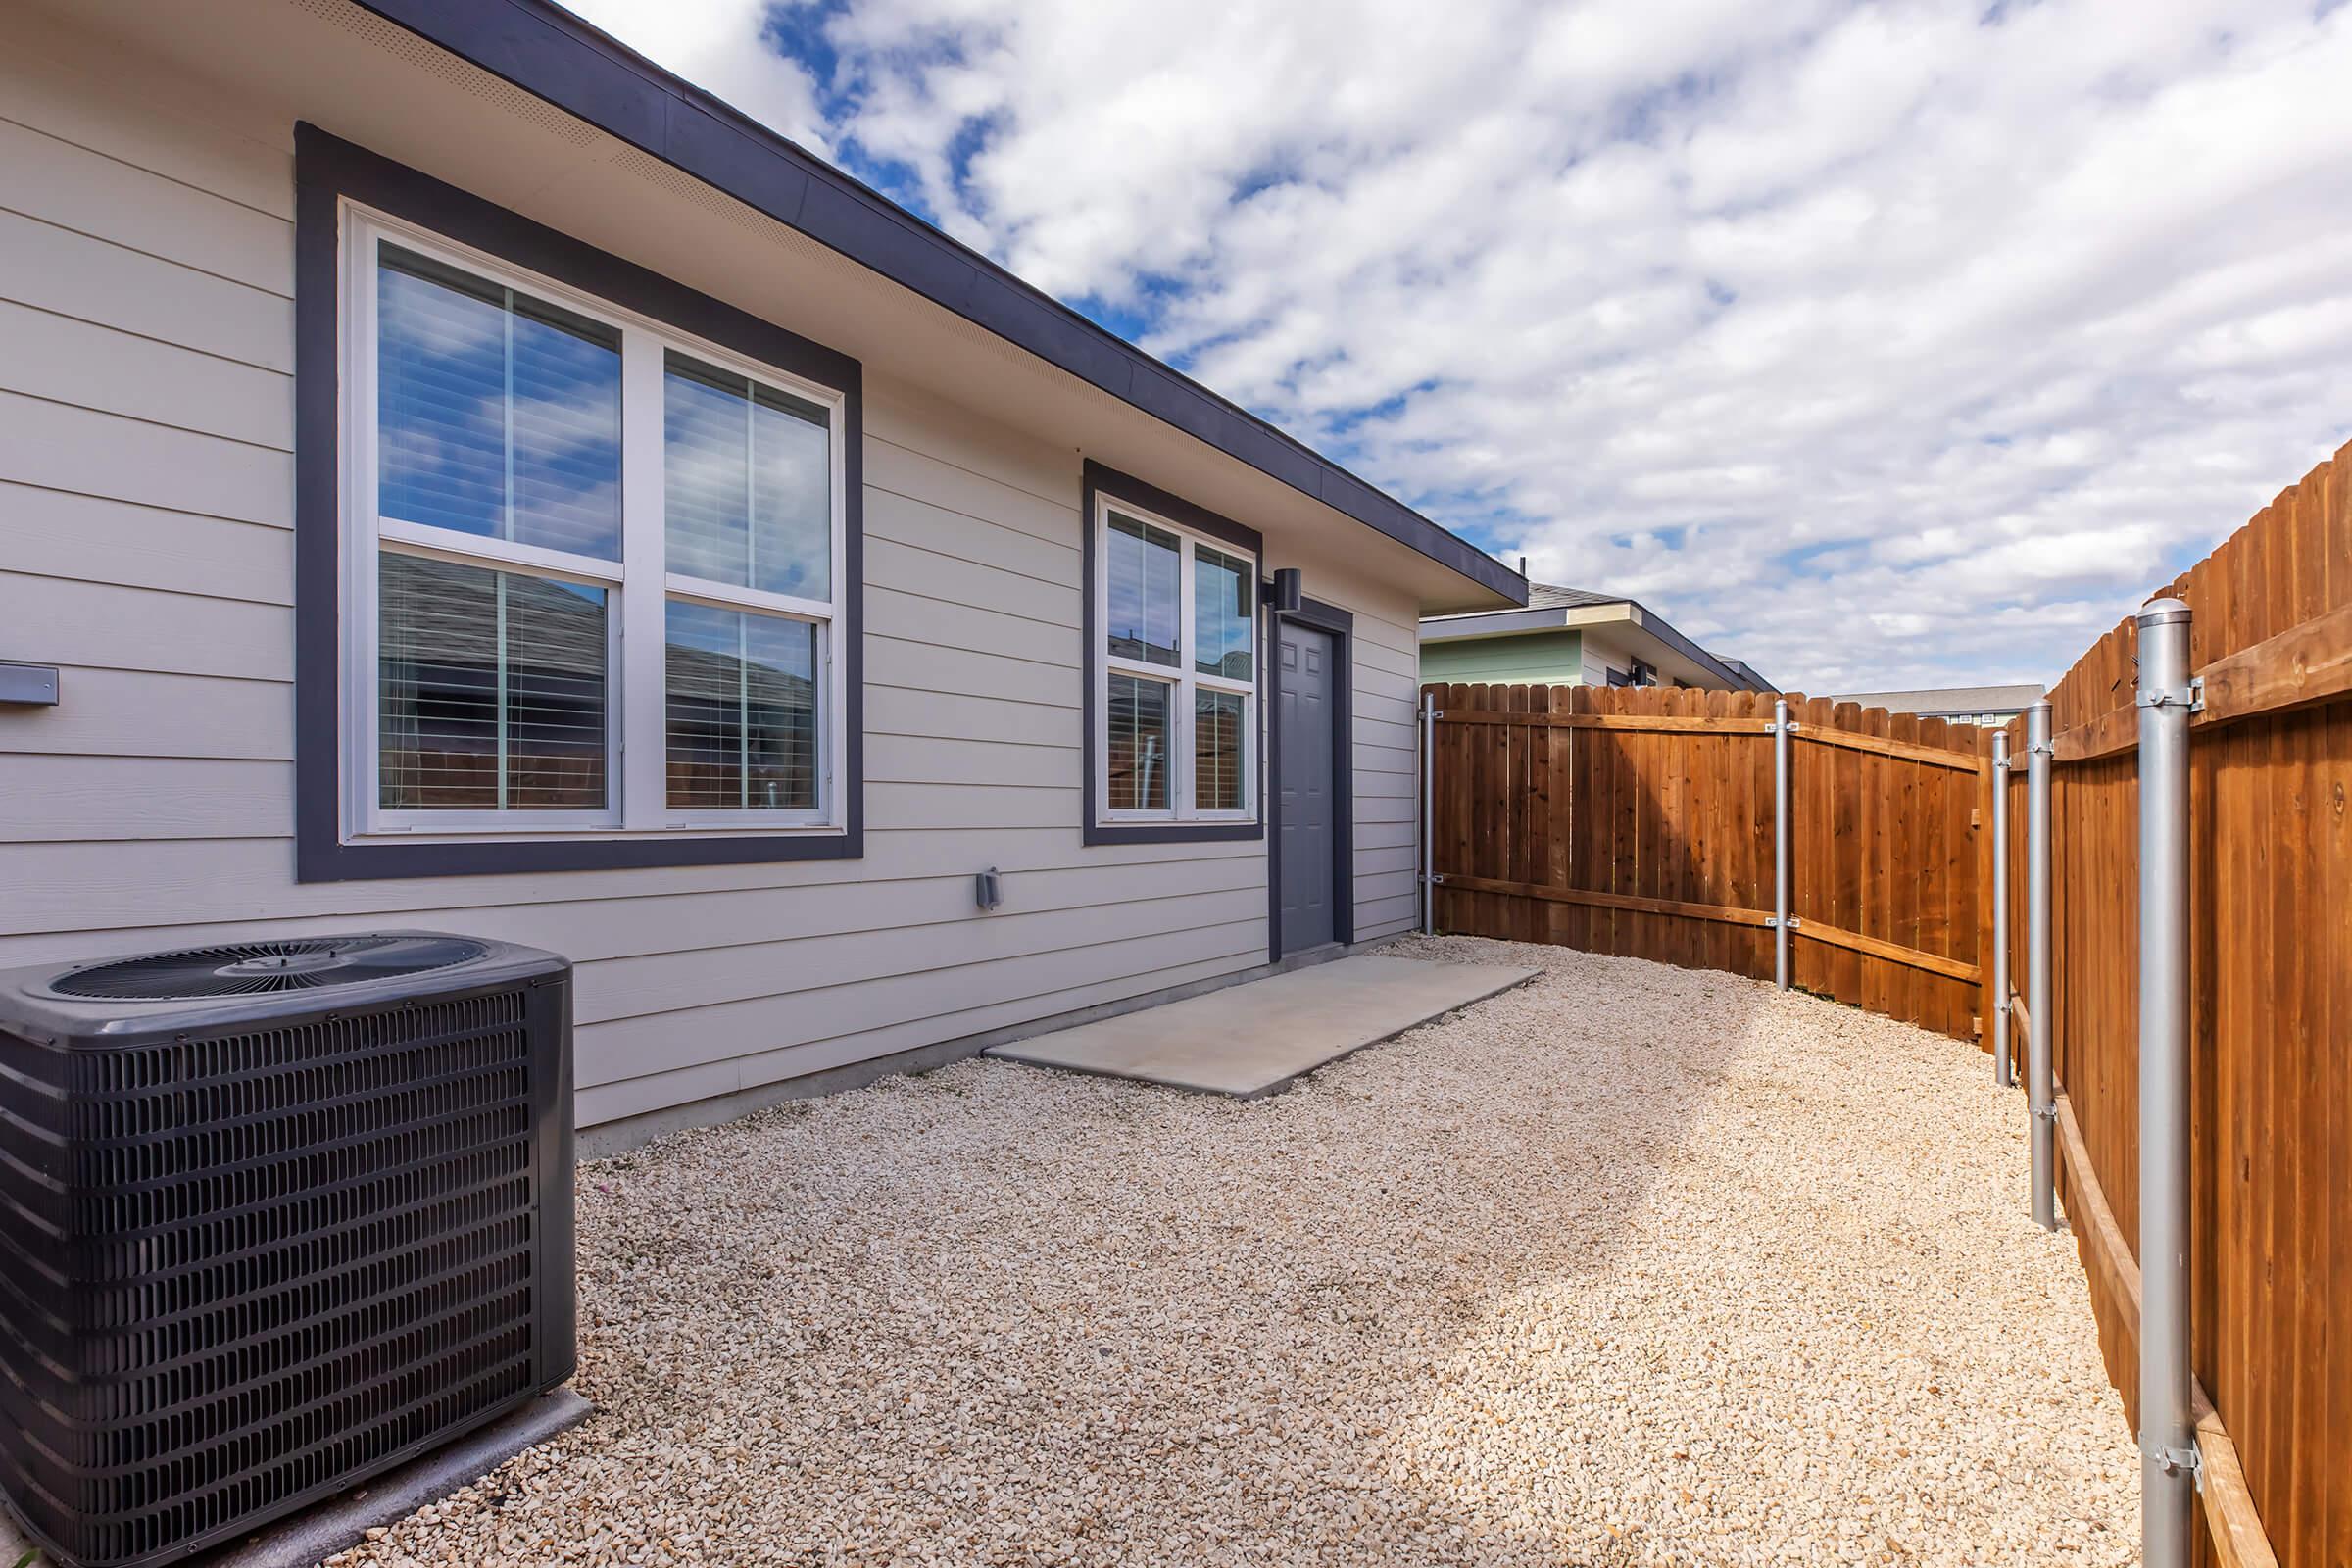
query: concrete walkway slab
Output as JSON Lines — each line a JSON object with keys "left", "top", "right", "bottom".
{"left": 985, "top": 954, "right": 1537, "bottom": 1097}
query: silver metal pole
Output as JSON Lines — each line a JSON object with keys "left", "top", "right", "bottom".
{"left": 1773, "top": 698, "right": 1790, "bottom": 989}
{"left": 1420, "top": 689, "right": 1437, "bottom": 936}
{"left": 1991, "top": 731, "right": 2012, "bottom": 1087}
{"left": 2135, "top": 597, "right": 2196, "bottom": 1568}
{"left": 2026, "top": 698, "right": 2055, "bottom": 1230}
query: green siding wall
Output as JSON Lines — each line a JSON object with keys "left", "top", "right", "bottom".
{"left": 1420, "top": 630, "right": 1587, "bottom": 686}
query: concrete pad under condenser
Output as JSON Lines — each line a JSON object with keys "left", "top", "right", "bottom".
{"left": 985, "top": 954, "right": 1538, "bottom": 1098}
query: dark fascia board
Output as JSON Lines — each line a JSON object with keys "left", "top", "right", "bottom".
{"left": 1078, "top": 463, "right": 1265, "bottom": 848}
{"left": 351, "top": 0, "right": 1525, "bottom": 608}
{"left": 293, "top": 124, "right": 864, "bottom": 880}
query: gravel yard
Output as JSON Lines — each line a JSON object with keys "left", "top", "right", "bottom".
{"left": 330, "top": 938, "right": 2136, "bottom": 1568}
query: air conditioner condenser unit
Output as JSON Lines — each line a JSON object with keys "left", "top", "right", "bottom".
{"left": 0, "top": 932, "right": 575, "bottom": 1568}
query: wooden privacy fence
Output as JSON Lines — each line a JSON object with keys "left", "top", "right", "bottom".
{"left": 1421, "top": 440, "right": 2351, "bottom": 1566}
{"left": 1989, "top": 439, "right": 2350, "bottom": 1568}
{"left": 1422, "top": 683, "right": 1992, "bottom": 1041}
{"left": 1420, "top": 442, "right": 2351, "bottom": 1566}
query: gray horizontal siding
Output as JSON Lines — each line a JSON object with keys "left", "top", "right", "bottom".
{"left": 0, "top": 298, "right": 291, "bottom": 450}
{"left": 0, "top": 666, "right": 292, "bottom": 760}
{"left": 0, "top": 827, "right": 1263, "bottom": 939}
{"left": 577, "top": 943, "right": 1261, "bottom": 1126}
{"left": 1308, "top": 564, "right": 1421, "bottom": 943}
{"left": 0, "top": 389, "right": 290, "bottom": 526}
{"left": 0, "top": 12, "right": 1451, "bottom": 1124}
{"left": 0, "top": 209, "right": 293, "bottom": 372}
{"left": 0, "top": 482, "right": 293, "bottom": 603}
{"left": 0, "top": 116, "right": 291, "bottom": 292}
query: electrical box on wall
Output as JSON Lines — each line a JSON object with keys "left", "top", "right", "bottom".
{"left": 0, "top": 662, "right": 60, "bottom": 705}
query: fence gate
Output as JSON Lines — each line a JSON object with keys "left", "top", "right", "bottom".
{"left": 1421, "top": 681, "right": 1993, "bottom": 1042}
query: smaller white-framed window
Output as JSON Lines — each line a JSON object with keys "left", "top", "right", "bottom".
{"left": 338, "top": 205, "right": 851, "bottom": 844}
{"left": 1093, "top": 492, "right": 1258, "bottom": 824}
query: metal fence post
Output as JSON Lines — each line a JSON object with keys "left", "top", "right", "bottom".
{"left": 1774, "top": 698, "right": 1791, "bottom": 989}
{"left": 1420, "top": 689, "right": 1437, "bottom": 936}
{"left": 2026, "top": 698, "right": 2055, "bottom": 1230}
{"left": 2135, "top": 598, "right": 2196, "bottom": 1568}
{"left": 1991, "top": 731, "right": 2012, "bottom": 1087}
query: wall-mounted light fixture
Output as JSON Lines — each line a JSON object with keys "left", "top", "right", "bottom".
{"left": 1269, "top": 567, "right": 1303, "bottom": 613}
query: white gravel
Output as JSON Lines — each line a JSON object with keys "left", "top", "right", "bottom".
{"left": 328, "top": 938, "right": 2137, "bottom": 1567}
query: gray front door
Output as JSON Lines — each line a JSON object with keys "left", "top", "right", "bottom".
{"left": 1276, "top": 619, "right": 1337, "bottom": 955}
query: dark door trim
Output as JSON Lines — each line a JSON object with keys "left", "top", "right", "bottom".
{"left": 1267, "top": 597, "right": 1354, "bottom": 961}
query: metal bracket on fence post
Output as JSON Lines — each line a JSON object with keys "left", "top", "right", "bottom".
{"left": 2025, "top": 698, "right": 2055, "bottom": 1231}
{"left": 1420, "top": 690, "right": 1437, "bottom": 937}
{"left": 2135, "top": 598, "right": 2196, "bottom": 1568}
{"left": 1773, "top": 698, "right": 1790, "bottom": 990}
{"left": 1991, "top": 731, "right": 2013, "bottom": 1088}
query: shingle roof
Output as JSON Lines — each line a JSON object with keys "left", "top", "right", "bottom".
{"left": 1525, "top": 583, "right": 1628, "bottom": 612}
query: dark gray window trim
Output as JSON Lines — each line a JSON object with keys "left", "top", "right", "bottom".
{"left": 1267, "top": 597, "right": 1355, "bottom": 960}
{"left": 1079, "top": 461, "right": 1265, "bottom": 848}
{"left": 348, "top": 0, "right": 1524, "bottom": 607}
{"left": 294, "top": 123, "right": 864, "bottom": 881}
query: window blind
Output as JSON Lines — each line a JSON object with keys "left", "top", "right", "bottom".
{"left": 664, "top": 600, "right": 819, "bottom": 810}
{"left": 376, "top": 552, "right": 609, "bottom": 810}
{"left": 1106, "top": 673, "right": 1172, "bottom": 810}
{"left": 1194, "top": 688, "right": 1246, "bottom": 811}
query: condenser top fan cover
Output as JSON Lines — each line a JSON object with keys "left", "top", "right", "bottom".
{"left": 44, "top": 934, "right": 490, "bottom": 1001}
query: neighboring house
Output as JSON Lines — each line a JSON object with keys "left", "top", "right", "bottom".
{"left": 1830, "top": 685, "right": 2045, "bottom": 727}
{"left": 0, "top": 0, "right": 1524, "bottom": 1137}
{"left": 1419, "top": 583, "right": 1773, "bottom": 691}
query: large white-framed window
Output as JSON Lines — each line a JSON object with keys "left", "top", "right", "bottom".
{"left": 339, "top": 205, "right": 850, "bottom": 843}
{"left": 1092, "top": 490, "right": 1258, "bottom": 824}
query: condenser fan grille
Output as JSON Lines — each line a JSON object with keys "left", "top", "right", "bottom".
{"left": 48, "top": 936, "right": 490, "bottom": 1001}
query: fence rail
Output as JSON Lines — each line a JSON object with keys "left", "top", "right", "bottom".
{"left": 1992, "top": 438, "right": 2349, "bottom": 1568}
{"left": 1422, "top": 683, "right": 1989, "bottom": 1040}
{"left": 1417, "top": 443, "right": 2348, "bottom": 1568}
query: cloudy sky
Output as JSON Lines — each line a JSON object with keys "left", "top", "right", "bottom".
{"left": 563, "top": 0, "right": 2352, "bottom": 694}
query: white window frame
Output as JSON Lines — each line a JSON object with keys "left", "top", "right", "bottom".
{"left": 338, "top": 204, "right": 850, "bottom": 843}
{"left": 1092, "top": 491, "right": 1258, "bottom": 825}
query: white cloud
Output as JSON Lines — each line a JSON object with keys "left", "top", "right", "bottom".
{"left": 563, "top": 0, "right": 2352, "bottom": 694}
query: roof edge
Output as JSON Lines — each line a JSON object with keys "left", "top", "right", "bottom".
{"left": 352, "top": 0, "right": 1525, "bottom": 607}
{"left": 1420, "top": 596, "right": 1769, "bottom": 692}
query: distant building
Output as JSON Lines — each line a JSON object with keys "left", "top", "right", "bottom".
{"left": 1830, "top": 684, "right": 2045, "bottom": 726}
{"left": 1420, "top": 583, "right": 1773, "bottom": 692}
